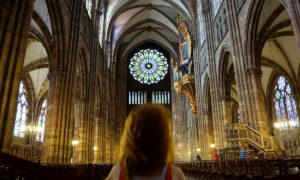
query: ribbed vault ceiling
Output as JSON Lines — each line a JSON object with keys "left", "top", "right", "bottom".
{"left": 106, "top": 0, "right": 194, "bottom": 61}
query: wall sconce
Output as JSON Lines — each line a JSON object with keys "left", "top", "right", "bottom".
{"left": 210, "top": 144, "right": 215, "bottom": 148}
{"left": 72, "top": 140, "right": 79, "bottom": 146}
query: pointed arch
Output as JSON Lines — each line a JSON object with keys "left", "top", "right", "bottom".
{"left": 13, "top": 81, "right": 28, "bottom": 138}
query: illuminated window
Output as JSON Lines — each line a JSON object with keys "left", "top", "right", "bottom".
{"left": 129, "top": 49, "right": 168, "bottom": 85}
{"left": 99, "top": 15, "right": 104, "bottom": 46}
{"left": 144, "top": 92, "right": 147, "bottom": 104}
{"left": 212, "top": 0, "right": 223, "bottom": 17}
{"left": 274, "top": 76, "right": 299, "bottom": 129}
{"left": 14, "top": 81, "right": 28, "bottom": 137}
{"left": 237, "top": 108, "right": 241, "bottom": 123}
{"left": 36, "top": 99, "right": 47, "bottom": 142}
{"left": 85, "top": 0, "right": 92, "bottom": 17}
{"left": 129, "top": 92, "right": 132, "bottom": 104}
{"left": 199, "top": 0, "right": 206, "bottom": 45}
{"left": 151, "top": 91, "right": 171, "bottom": 104}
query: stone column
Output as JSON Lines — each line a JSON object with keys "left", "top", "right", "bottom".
{"left": 93, "top": 110, "right": 101, "bottom": 163}
{"left": 0, "top": 0, "right": 35, "bottom": 152}
{"left": 220, "top": 96, "right": 233, "bottom": 124}
{"left": 201, "top": 111, "right": 215, "bottom": 160}
{"left": 246, "top": 67, "right": 269, "bottom": 133}
{"left": 226, "top": 0, "right": 268, "bottom": 132}
{"left": 201, "top": 0, "right": 227, "bottom": 150}
{"left": 73, "top": 98, "right": 91, "bottom": 164}
{"left": 42, "top": 70, "right": 73, "bottom": 164}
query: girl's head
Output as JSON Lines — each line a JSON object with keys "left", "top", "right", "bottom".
{"left": 119, "top": 104, "right": 174, "bottom": 177}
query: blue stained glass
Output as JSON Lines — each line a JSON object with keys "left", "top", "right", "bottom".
{"left": 274, "top": 76, "right": 299, "bottom": 129}
{"left": 212, "top": 0, "right": 223, "bottom": 17}
{"left": 286, "top": 85, "right": 291, "bottom": 94}
{"left": 129, "top": 92, "right": 131, "bottom": 105}
{"left": 198, "top": 0, "right": 206, "bottom": 45}
{"left": 85, "top": 0, "right": 92, "bottom": 17}
{"left": 144, "top": 92, "right": 147, "bottom": 104}
{"left": 286, "top": 96, "right": 292, "bottom": 119}
{"left": 275, "top": 91, "right": 281, "bottom": 99}
{"left": 278, "top": 76, "right": 286, "bottom": 90}
{"left": 152, "top": 92, "right": 154, "bottom": 103}
{"left": 36, "top": 99, "right": 47, "bottom": 142}
{"left": 237, "top": 108, "right": 241, "bottom": 123}
{"left": 14, "top": 81, "right": 27, "bottom": 137}
{"left": 165, "top": 91, "right": 167, "bottom": 104}
{"left": 135, "top": 92, "right": 138, "bottom": 104}
{"left": 129, "top": 49, "right": 168, "bottom": 85}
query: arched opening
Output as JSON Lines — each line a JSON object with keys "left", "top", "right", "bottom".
{"left": 126, "top": 42, "right": 172, "bottom": 114}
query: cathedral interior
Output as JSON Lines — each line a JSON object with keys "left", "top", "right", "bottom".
{"left": 0, "top": 0, "right": 300, "bottom": 179}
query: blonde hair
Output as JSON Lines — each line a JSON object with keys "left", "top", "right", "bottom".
{"left": 119, "top": 104, "right": 174, "bottom": 179}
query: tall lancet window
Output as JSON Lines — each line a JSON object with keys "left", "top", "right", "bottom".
{"left": 274, "top": 76, "right": 299, "bottom": 129}
{"left": 14, "top": 81, "right": 28, "bottom": 137}
{"left": 212, "top": 0, "right": 223, "bottom": 17}
{"left": 198, "top": 0, "right": 206, "bottom": 45}
{"left": 36, "top": 99, "right": 47, "bottom": 142}
{"left": 85, "top": 0, "right": 92, "bottom": 17}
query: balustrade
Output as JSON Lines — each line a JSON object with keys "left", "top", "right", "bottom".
{"left": 225, "top": 123, "right": 282, "bottom": 156}
{"left": 177, "top": 157, "right": 300, "bottom": 179}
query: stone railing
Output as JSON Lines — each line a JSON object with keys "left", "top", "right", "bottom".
{"left": 177, "top": 157, "right": 300, "bottom": 179}
{"left": 225, "top": 123, "right": 282, "bottom": 156}
{"left": 283, "top": 137, "right": 300, "bottom": 156}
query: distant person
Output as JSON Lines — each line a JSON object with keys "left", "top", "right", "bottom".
{"left": 240, "top": 147, "right": 248, "bottom": 160}
{"left": 214, "top": 149, "right": 219, "bottom": 161}
{"left": 106, "top": 104, "right": 186, "bottom": 180}
{"left": 257, "top": 149, "right": 265, "bottom": 159}
{"left": 196, "top": 155, "right": 201, "bottom": 162}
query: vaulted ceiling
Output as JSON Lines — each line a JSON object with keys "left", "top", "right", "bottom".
{"left": 105, "top": 0, "right": 195, "bottom": 62}
{"left": 258, "top": 0, "right": 300, "bottom": 95}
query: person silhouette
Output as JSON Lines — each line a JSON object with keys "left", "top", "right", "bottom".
{"left": 106, "top": 104, "right": 186, "bottom": 180}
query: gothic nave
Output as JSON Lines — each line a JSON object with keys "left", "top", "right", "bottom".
{"left": 0, "top": 0, "right": 300, "bottom": 179}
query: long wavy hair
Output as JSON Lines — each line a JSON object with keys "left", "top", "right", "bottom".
{"left": 119, "top": 104, "right": 174, "bottom": 179}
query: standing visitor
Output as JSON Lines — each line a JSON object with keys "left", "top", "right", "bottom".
{"left": 106, "top": 104, "right": 186, "bottom": 180}
{"left": 196, "top": 155, "right": 201, "bottom": 162}
{"left": 257, "top": 149, "right": 265, "bottom": 159}
{"left": 240, "top": 147, "right": 248, "bottom": 160}
{"left": 214, "top": 149, "right": 219, "bottom": 161}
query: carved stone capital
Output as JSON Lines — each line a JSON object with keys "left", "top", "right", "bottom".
{"left": 0, "top": 0, "right": 12, "bottom": 15}
{"left": 245, "top": 66, "right": 262, "bottom": 78}
{"left": 201, "top": 111, "right": 212, "bottom": 116}
{"left": 219, "top": 95, "right": 231, "bottom": 102}
{"left": 47, "top": 69, "right": 67, "bottom": 80}
{"left": 75, "top": 97, "right": 87, "bottom": 104}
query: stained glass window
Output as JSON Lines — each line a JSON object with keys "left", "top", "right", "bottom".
{"left": 212, "top": 0, "right": 223, "bottom": 17}
{"left": 14, "top": 81, "right": 28, "bottom": 137}
{"left": 99, "top": 15, "right": 104, "bottom": 46}
{"left": 199, "top": 0, "right": 206, "bottom": 45}
{"left": 144, "top": 92, "right": 147, "bottom": 104}
{"left": 85, "top": 0, "right": 92, "bottom": 17}
{"left": 36, "top": 99, "right": 47, "bottom": 142}
{"left": 237, "top": 108, "right": 241, "bottom": 123}
{"left": 128, "top": 92, "right": 131, "bottom": 104}
{"left": 129, "top": 49, "right": 169, "bottom": 85}
{"left": 274, "top": 76, "right": 299, "bottom": 129}
{"left": 150, "top": 91, "right": 171, "bottom": 104}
